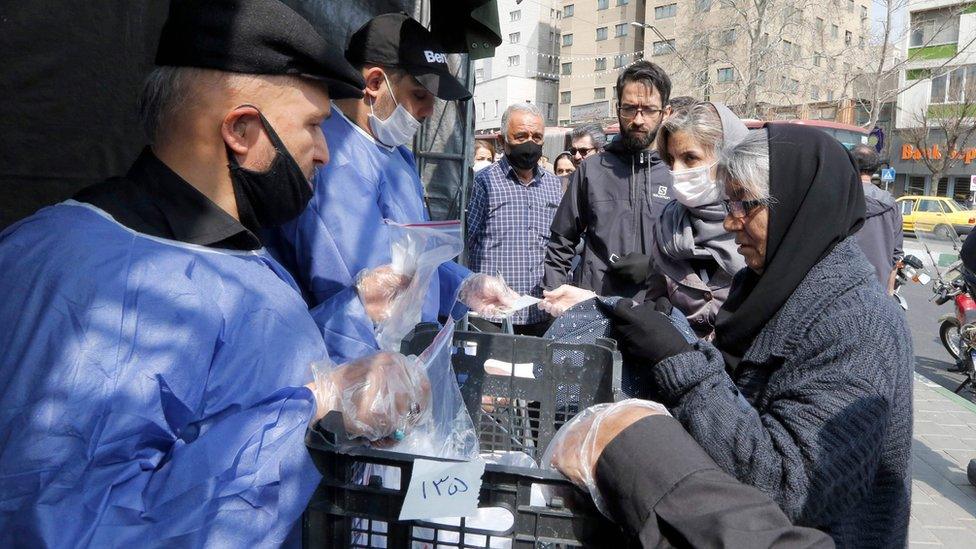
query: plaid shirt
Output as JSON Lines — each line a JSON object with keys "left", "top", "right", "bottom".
{"left": 466, "top": 157, "right": 563, "bottom": 324}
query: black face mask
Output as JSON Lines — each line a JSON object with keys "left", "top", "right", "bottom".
{"left": 506, "top": 141, "right": 544, "bottom": 170}
{"left": 227, "top": 108, "right": 313, "bottom": 232}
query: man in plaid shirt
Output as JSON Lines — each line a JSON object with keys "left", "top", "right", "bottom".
{"left": 466, "top": 103, "right": 562, "bottom": 336}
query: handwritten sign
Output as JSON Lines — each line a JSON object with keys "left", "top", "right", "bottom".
{"left": 398, "top": 458, "right": 485, "bottom": 521}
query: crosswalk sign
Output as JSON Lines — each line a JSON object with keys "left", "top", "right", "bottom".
{"left": 880, "top": 168, "right": 895, "bottom": 182}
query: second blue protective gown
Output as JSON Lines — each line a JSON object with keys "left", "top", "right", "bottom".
{"left": 268, "top": 105, "right": 469, "bottom": 363}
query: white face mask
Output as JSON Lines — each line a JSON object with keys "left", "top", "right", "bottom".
{"left": 669, "top": 162, "right": 723, "bottom": 207}
{"left": 473, "top": 159, "right": 492, "bottom": 173}
{"left": 367, "top": 72, "right": 422, "bottom": 147}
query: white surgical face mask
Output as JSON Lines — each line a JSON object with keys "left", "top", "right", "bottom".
{"left": 473, "top": 159, "right": 492, "bottom": 173}
{"left": 368, "top": 72, "right": 422, "bottom": 147}
{"left": 669, "top": 162, "right": 723, "bottom": 207}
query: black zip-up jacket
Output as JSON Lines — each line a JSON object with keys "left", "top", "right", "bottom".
{"left": 543, "top": 139, "right": 673, "bottom": 297}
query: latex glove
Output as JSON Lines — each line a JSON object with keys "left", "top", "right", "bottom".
{"left": 544, "top": 399, "right": 670, "bottom": 515}
{"left": 355, "top": 265, "right": 411, "bottom": 323}
{"left": 600, "top": 298, "right": 693, "bottom": 366}
{"left": 310, "top": 351, "right": 432, "bottom": 443}
{"left": 540, "top": 284, "right": 597, "bottom": 317}
{"left": 459, "top": 273, "right": 519, "bottom": 319}
{"left": 607, "top": 252, "right": 651, "bottom": 286}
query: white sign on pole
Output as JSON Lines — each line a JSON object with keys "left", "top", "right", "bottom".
{"left": 970, "top": 175, "right": 976, "bottom": 192}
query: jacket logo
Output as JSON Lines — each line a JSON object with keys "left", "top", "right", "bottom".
{"left": 656, "top": 186, "right": 669, "bottom": 197}
{"left": 424, "top": 50, "right": 448, "bottom": 64}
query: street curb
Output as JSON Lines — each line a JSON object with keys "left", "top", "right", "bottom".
{"left": 915, "top": 373, "right": 976, "bottom": 415}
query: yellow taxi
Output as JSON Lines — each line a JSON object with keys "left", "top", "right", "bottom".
{"left": 896, "top": 195, "right": 976, "bottom": 236}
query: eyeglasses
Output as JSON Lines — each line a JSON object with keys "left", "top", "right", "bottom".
{"left": 569, "top": 146, "right": 595, "bottom": 156}
{"left": 617, "top": 105, "right": 665, "bottom": 119}
{"left": 723, "top": 199, "right": 765, "bottom": 218}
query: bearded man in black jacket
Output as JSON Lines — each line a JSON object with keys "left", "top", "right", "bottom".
{"left": 543, "top": 61, "right": 675, "bottom": 299}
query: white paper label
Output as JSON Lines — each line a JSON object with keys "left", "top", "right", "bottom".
{"left": 483, "top": 358, "right": 536, "bottom": 379}
{"left": 398, "top": 458, "right": 485, "bottom": 521}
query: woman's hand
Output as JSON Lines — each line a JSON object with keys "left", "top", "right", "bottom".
{"left": 540, "top": 285, "right": 597, "bottom": 317}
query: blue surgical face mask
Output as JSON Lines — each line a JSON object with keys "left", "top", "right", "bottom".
{"left": 367, "top": 72, "right": 422, "bottom": 147}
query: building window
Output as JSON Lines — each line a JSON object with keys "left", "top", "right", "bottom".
{"left": 617, "top": 0, "right": 630, "bottom": 5}
{"left": 814, "top": 53, "right": 822, "bottom": 67}
{"left": 655, "top": 3, "right": 677, "bottom": 19}
{"left": 831, "top": 24, "right": 838, "bottom": 39}
{"left": 565, "top": 4, "right": 574, "bottom": 17}
{"left": 828, "top": 57, "right": 837, "bottom": 71}
{"left": 847, "top": 0, "right": 854, "bottom": 12}
{"left": 494, "top": 100, "right": 499, "bottom": 118}
{"left": 613, "top": 54, "right": 626, "bottom": 68}
{"left": 695, "top": 0, "right": 712, "bottom": 12}
{"left": 595, "top": 57, "right": 607, "bottom": 71}
{"left": 563, "top": 33, "right": 573, "bottom": 46}
{"left": 475, "top": 68, "right": 484, "bottom": 81}
{"left": 719, "top": 29, "right": 735, "bottom": 46}
{"left": 562, "top": 62, "right": 572, "bottom": 75}
{"left": 510, "top": 10, "right": 521, "bottom": 22}
{"left": 931, "top": 65, "right": 976, "bottom": 104}
{"left": 717, "top": 67, "right": 734, "bottom": 82}
{"left": 782, "top": 40, "right": 794, "bottom": 57}
{"left": 480, "top": 102, "right": 486, "bottom": 119}
{"left": 910, "top": 8, "right": 961, "bottom": 47}
{"left": 508, "top": 55, "right": 520, "bottom": 67}
{"left": 598, "top": 0, "right": 609, "bottom": 10}
{"left": 816, "top": 17, "right": 824, "bottom": 36}
{"left": 561, "top": 91, "right": 572, "bottom": 104}
{"left": 597, "top": 27, "right": 608, "bottom": 41}
{"left": 827, "top": 90, "right": 834, "bottom": 101}
{"left": 653, "top": 39, "right": 676, "bottom": 55}
{"left": 509, "top": 32, "right": 520, "bottom": 44}
{"left": 845, "top": 31, "right": 852, "bottom": 45}
{"left": 615, "top": 23, "right": 629, "bottom": 37}
{"left": 860, "top": 5, "right": 867, "bottom": 19}
{"left": 810, "top": 85, "right": 820, "bottom": 100}
{"left": 594, "top": 87, "right": 606, "bottom": 100}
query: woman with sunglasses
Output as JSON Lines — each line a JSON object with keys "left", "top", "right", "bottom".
{"left": 542, "top": 101, "right": 748, "bottom": 339}
{"left": 600, "top": 125, "right": 913, "bottom": 547}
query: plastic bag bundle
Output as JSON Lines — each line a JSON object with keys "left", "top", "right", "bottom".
{"left": 375, "top": 220, "right": 462, "bottom": 352}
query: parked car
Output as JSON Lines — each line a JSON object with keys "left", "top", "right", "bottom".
{"left": 897, "top": 195, "right": 976, "bottom": 236}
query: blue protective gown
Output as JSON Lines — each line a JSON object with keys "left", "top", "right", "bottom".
{"left": 269, "top": 105, "right": 469, "bottom": 363}
{"left": 0, "top": 202, "right": 330, "bottom": 547}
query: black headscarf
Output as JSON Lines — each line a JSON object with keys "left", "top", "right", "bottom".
{"left": 713, "top": 124, "right": 866, "bottom": 361}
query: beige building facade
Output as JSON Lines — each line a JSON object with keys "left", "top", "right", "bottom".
{"left": 558, "top": 0, "right": 873, "bottom": 124}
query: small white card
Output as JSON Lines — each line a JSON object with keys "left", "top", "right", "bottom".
{"left": 498, "top": 295, "right": 541, "bottom": 316}
{"left": 399, "top": 458, "right": 486, "bottom": 521}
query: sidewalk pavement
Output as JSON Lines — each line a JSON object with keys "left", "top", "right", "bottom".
{"left": 910, "top": 374, "right": 976, "bottom": 547}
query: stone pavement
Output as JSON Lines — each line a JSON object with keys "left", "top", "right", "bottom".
{"left": 910, "top": 374, "right": 976, "bottom": 547}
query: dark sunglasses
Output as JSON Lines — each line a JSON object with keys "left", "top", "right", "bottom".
{"left": 723, "top": 199, "right": 765, "bottom": 218}
{"left": 569, "top": 146, "right": 595, "bottom": 156}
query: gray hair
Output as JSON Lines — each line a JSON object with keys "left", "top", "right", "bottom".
{"left": 717, "top": 129, "right": 771, "bottom": 203}
{"left": 501, "top": 102, "right": 544, "bottom": 142}
{"left": 657, "top": 102, "right": 724, "bottom": 166}
{"left": 570, "top": 123, "right": 607, "bottom": 149}
{"left": 138, "top": 66, "right": 201, "bottom": 144}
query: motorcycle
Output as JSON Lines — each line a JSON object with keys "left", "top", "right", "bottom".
{"left": 915, "top": 225, "right": 976, "bottom": 395}
{"left": 892, "top": 254, "right": 930, "bottom": 311}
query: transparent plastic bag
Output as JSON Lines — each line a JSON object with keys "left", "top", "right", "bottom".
{"left": 375, "top": 219, "right": 463, "bottom": 352}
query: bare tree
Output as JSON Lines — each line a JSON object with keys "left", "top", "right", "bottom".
{"left": 843, "top": 0, "right": 976, "bottom": 131}
{"left": 900, "top": 97, "right": 976, "bottom": 188}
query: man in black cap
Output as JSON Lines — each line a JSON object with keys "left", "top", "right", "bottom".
{"left": 268, "top": 12, "right": 516, "bottom": 364}
{"left": 0, "top": 1, "right": 433, "bottom": 545}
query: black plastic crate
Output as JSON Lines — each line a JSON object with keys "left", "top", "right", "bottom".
{"left": 303, "top": 326, "right": 628, "bottom": 547}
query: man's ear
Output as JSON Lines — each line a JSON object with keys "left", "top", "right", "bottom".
{"left": 362, "top": 66, "right": 387, "bottom": 102}
{"left": 220, "top": 105, "right": 262, "bottom": 156}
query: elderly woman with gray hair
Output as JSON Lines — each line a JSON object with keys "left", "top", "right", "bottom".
{"left": 542, "top": 102, "right": 748, "bottom": 338}
{"left": 582, "top": 124, "right": 914, "bottom": 547}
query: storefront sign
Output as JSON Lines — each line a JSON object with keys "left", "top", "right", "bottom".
{"left": 901, "top": 144, "right": 976, "bottom": 165}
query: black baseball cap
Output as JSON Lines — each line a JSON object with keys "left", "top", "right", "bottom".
{"left": 155, "top": 0, "right": 365, "bottom": 99}
{"left": 345, "top": 13, "right": 472, "bottom": 101}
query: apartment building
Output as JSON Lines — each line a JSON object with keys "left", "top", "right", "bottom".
{"left": 889, "top": 0, "right": 976, "bottom": 199}
{"left": 472, "top": 0, "right": 562, "bottom": 132}
{"left": 558, "top": 0, "right": 872, "bottom": 124}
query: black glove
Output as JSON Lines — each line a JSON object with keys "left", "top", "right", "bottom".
{"left": 600, "top": 298, "right": 693, "bottom": 366}
{"left": 607, "top": 253, "right": 651, "bottom": 285}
